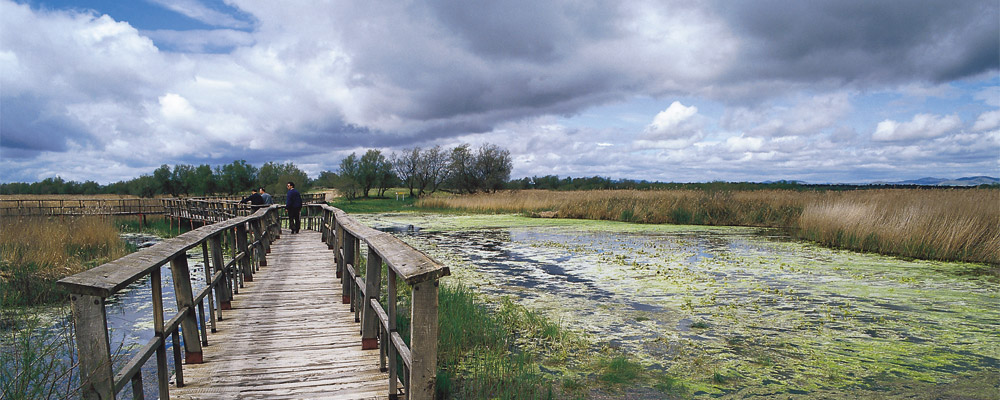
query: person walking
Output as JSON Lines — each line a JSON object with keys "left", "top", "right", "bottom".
{"left": 259, "top": 187, "right": 273, "bottom": 205}
{"left": 286, "top": 181, "right": 302, "bottom": 234}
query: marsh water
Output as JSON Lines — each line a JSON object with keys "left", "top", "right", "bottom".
{"left": 357, "top": 213, "right": 999, "bottom": 398}
{"left": 1, "top": 233, "right": 213, "bottom": 399}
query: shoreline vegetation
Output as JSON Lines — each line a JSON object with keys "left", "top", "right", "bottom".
{"left": 415, "top": 188, "right": 1000, "bottom": 266}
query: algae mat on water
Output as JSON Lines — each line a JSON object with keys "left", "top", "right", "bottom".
{"left": 357, "top": 213, "right": 1000, "bottom": 398}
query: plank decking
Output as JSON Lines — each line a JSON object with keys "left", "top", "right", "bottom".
{"left": 170, "top": 230, "right": 391, "bottom": 400}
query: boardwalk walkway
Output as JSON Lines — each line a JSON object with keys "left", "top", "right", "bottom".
{"left": 171, "top": 230, "right": 391, "bottom": 399}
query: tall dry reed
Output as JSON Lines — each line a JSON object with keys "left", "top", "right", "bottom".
{"left": 797, "top": 189, "right": 1000, "bottom": 264}
{"left": 1, "top": 216, "right": 128, "bottom": 305}
{"left": 419, "top": 190, "right": 812, "bottom": 227}
{"left": 417, "top": 189, "right": 1000, "bottom": 265}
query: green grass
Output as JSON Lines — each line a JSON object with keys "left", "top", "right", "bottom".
{"left": 328, "top": 194, "right": 419, "bottom": 213}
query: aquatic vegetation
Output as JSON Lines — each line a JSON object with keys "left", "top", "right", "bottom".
{"left": 357, "top": 212, "right": 1000, "bottom": 398}
{"left": 414, "top": 188, "right": 1000, "bottom": 265}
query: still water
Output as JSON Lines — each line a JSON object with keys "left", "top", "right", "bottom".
{"left": 357, "top": 213, "right": 1000, "bottom": 398}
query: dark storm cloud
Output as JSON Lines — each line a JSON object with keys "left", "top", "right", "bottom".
{"left": 426, "top": 0, "right": 622, "bottom": 61}
{"left": 714, "top": 0, "right": 1000, "bottom": 84}
{"left": 0, "top": 94, "right": 92, "bottom": 153}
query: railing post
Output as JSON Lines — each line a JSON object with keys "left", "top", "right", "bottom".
{"left": 237, "top": 223, "right": 252, "bottom": 282}
{"left": 321, "top": 208, "right": 330, "bottom": 244}
{"left": 170, "top": 253, "right": 204, "bottom": 364}
{"left": 342, "top": 233, "right": 356, "bottom": 304}
{"left": 152, "top": 266, "right": 170, "bottom": 399}
{"left": 387, "top": 273, "right": 399, "bottom": 399}
{"left": 335, "top": 221, "right": 344, "bottom": 279}
{"left": 251, "top": 218, "right": 266, "bottom": 267}
{"left": 361, "top": 248, "right": 383, "bottom": 350}
{"left": 409, "top": 279, "right": 440, "bottom": 400}
{"left": 210, "top": 234, "right": 232, "bottom": 310}
{"left": 70, "top": 294, "right": 114, "bottom": 400}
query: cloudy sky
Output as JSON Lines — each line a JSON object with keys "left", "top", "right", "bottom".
{"left": 1, "top": 0, "right": 998, "bottom": 184}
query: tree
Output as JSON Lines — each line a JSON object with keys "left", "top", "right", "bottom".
{"left": 314, "top": 171, "right": 340, "bottom": 189}
{"left": 337, "top": 153, "right": 361, "bottom": 200}
{"left": 447, "top": 144, "right": 477, "bottom": 194}
{"left": 216, "top": 160, "right": 258, "bottom": 195}
{"left": 171, "top": 164, "right": 196, "bottom": 196}
{"left": 259, "top": 162, "right": 309, "bottom": 195}
{"left": 358, "top": 149, "right": 393, "bottom": 198}
{"left": 152, "top": 165, "right": 175, "bottom": 196}
{"left": 474, "top": 143, "right": 512, "bottom": 193}
{"left": 418, "top": 145, "right": 450, "bottom": 196}
{"left": 392, "top": 148, "right": 421, "bottom": 197}
{"left": 190, "top": 164, "right": 216, "bottom": 195}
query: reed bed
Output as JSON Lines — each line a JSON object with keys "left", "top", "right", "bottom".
{"left": 0, "top": 216, "right": 128, "bottom": 306}
{"left": 798, "top": 189, "right": 1000, "bottom": 265}
{"left": 418, "top": 189, "right": 1000, "bottom": 265}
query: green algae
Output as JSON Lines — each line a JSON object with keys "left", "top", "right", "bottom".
{"left": 354, "top": 212, "right": 1000, "bottom": 398}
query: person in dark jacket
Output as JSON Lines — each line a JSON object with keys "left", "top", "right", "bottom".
{"left": 286, "top": 181, "right": 302, "bottom": 234}
{"left": 240, "top": 189, "right": 265, "bottom": 210}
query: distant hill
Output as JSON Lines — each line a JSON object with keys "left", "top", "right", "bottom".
{"left": 882, "top": 176, "right": 999, "bottom": 186}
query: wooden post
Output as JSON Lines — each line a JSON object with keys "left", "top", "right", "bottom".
{"left": 409, "top": 279, "right": 440, "bottom": 400}
{"left": 387, "top": 273, "right": 398, "bottom": 399}
{"left": 70, "top": 294, "right": 114, "bottom": 400}
{"left": 342, "top": 233, "right": 355, "bottom": 304}
{"left": 152, "top": 266, "right": 171, "bottom": 399}
{"left": 361, "top": 248, "right": 383, "bottom": 350}
{"left": 251, "top": 218, "right": 267, "bottom": 267}
{"left": 201, "top": 242, "right": 217, "bottom": 332}
{"left": 170, "top": 253, "right": 204, "bottom": 364}
{"left": 335, "top": 222, "right": 344, "bottom": 279}
{"left": 236, "top": 223, "right": 252, "bottom": 282}
{"left": 210, "top": 235, "right": 232, "bottom": 310}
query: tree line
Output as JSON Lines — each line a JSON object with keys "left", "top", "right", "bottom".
{"left": 0, "top": 160, "right": 309, "bottom": 198}
{"left": 0, "top": 143, "right": 514, "bottom": 199}
{"left": 334, "top": 143, "right": 513, "bottom": 199}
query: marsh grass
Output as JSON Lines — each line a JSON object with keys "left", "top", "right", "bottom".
{"left": 417, "top": 189, "right": 1000, "bottom": 265}
{"left": 0, "top": 307, "right": 80, "bottom": 400}
{"left": 437, "top": 285, "right": 561, "bottom": 399}
{"left": 1, "top": 216, "right": 128, "bottom": 306}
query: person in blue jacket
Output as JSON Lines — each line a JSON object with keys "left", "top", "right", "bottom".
{"left": 285, "top": 181, "right": 302, "bottom": 234}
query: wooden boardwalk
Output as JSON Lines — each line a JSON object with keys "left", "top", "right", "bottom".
{"left": 171, "top": 230, "right": 391, "bottom": 399}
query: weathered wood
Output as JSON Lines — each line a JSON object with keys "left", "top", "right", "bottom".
{"left": 170, "top": 231, "right": 390, "bottom": 399}
{"left": 321, "top": 206, "right": 450, "bottom": 286}
{"left": 170, "top": 253, "right": 204, "bottom": 364}
{"left": 71, "top": 294, "right": 114, "bottom": 400}
{"left": 409, "top": 280, "right": 439, "bottom": 400}
{"left": 152, "top": 266, "right": 171, "bottom": 399}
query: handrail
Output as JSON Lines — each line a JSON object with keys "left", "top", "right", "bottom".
{"left": 0, "top": 198, "right": 163, "bottom": 217}
{"left": 59, "top": 199, "right": 447, "bottom": 400}
{"left": 57, "top": 206, "right": 281, "bottom": 400}
{"left": 306, "top": 203, "right": 450, "bottom": 400}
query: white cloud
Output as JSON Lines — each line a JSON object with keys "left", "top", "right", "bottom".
{"left": 972, "top": 109, "right": 1000, "bottom": 132}
{"left": 148, "top": 0, "right": 250, "bottom": 29}
{"left": 871, "top": 113, "right": 962, "bottom": 142}
{"left": 643, "top": 101, "right": 699, "bottom": 138}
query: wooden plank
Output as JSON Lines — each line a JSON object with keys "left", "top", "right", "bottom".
{"left": 170, "top": 231, "right": 390, "bottom": 400}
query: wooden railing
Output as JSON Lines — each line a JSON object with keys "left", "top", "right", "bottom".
{"left": 0, "top": 198, "right": 164, "bottom": 217}
{"left": 58, "top": 200, "right": 449, "bottom": 400}
{"left": 309, "top": 204, "right": 451, "bottom": 400}
{"left": 57, "top": 206, "right": 281, "bottom": 400}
